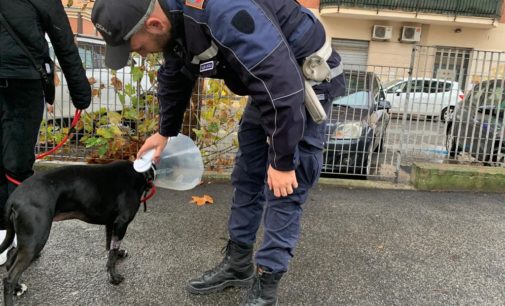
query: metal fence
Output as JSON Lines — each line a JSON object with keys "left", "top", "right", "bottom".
{"left": 320, "top": 0, "right": 503, "bottom": 18}
{"left": 37, "top": 39, "right": 505, "bottom": 182}
{"left": 334, "top": 46, "right": 505, "bottom": 181}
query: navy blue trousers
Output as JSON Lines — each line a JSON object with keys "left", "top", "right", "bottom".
{"left": 228, "top": 71, "right": 344, "bottom": 273}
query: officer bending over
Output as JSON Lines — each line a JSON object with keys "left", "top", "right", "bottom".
{"left": 91, "top": 0, "right": 345, "bottom": 304}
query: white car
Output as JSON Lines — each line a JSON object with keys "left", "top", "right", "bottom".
{"left": 384, "top": 78, "right": 464, "bottom": 122}
{"left": 47, "top": 35, "right": 154, "bottom": 122}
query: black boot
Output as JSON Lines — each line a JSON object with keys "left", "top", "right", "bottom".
{"left": 187, "top": 240, "right": 255, "bottom": 294}
{"left": 241, "top": 267, "right": 283, "bottom": 306}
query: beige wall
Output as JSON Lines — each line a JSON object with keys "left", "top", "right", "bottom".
{"left": 298, "top": 0, "right": 319, "bottom": 9}
{"left": 314, "top": 12, "right": 505, "bottom": 69}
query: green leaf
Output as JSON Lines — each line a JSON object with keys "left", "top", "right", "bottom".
{"left": 98, "top": 144, "right": 109, "bottom": 157}
{"left": 124, "top": 83, "right": 136, "bottom": 97}
{"left": 117, "top": 92, "right": 126, "bottom": 106}
{"left": 148, "top": 70, "right": 157, "bottom": 85}
{"left": 108, "top": 112, "right": 122, "bottom": 125}
{"left": 207, "top": 122, "right": 219, "bottom": 134}
{"left": 123, "top": 108, "right": 139, "bottom": 120}
{"left": 97, "top": 127, "right": 115, "bottom": 139}
{"left": 132, "top": 66, "right": 144, "bottom": 83}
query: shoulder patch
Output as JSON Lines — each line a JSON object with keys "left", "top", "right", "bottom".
{"left": 232, "top": 10, "right": 255, "bottom": 34}
{"left": 185, "top": 0, "right": 205, "bottom": 10}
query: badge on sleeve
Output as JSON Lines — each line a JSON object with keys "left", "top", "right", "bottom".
{"left": 185, "top": 0, "right": 205, "bottom": 10}
{"left": 200, "top": 61, "right": 214, "bottom": 73}
{"left": 199, "top": 60, "right": 218, "bottom": 77}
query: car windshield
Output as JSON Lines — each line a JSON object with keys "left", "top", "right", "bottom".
{"left": 332, "top": 72, "right": 370, "bottom": 108}
{"left": 332, "top": 91, "right": 370, "bottom": 108}
{"left": 383, "top": 79, "right": 403, "bottom": 89}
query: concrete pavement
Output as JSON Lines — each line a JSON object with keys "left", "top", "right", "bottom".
{"left": 2, "top": 181, "right": 505, "bottom": 305}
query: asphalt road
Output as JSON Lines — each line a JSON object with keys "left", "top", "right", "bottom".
{"left": 2, "top": 182, "right": 505, "bottom": 305}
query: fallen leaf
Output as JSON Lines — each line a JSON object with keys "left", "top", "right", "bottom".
{"left": 191, "top": 194, "right": 214, "bottom": 206}
{"left": 203, "top": 194, "right": 214, "bottom": 204}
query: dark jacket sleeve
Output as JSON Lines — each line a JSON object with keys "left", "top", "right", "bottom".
{"left": 202, "top": 1, "right": 306, "bottom": 171}
{"left": 34, "top": 0, "right": 91, "bottom": 109}
{"left": 157, "top": 52, "right": 196, "bottom": 137}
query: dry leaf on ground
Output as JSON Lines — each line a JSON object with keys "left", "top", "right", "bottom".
{"left": 190, "top": 194, "right": 214, "bottom": 206}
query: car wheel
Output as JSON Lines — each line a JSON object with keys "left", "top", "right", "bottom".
{"left": 441, "top": 106, "right": 454, "bottom": 123}
{"left": 446, "top": 130, "right": 458, "bottom": 157}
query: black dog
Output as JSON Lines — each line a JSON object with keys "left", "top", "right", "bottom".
{"left": 0, "top": 160, "right": 153, "bottom": 306}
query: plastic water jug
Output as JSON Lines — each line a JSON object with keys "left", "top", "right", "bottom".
{"left": 133, "top": 134, "right": 204, "bottom": 190}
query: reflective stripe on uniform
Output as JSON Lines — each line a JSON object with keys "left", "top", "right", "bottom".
{"left": 191, "top": 41, "right": 219, "bottom": 64}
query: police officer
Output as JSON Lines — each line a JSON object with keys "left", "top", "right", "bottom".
{"left": 0, "top": 0, "right": 91, "bottom": 264}
{"left": 92, "top": 0, "right": 344, "bottom": 304}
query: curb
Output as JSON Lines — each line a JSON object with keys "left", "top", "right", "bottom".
{"left": 34, "top": 160, "right": 414, "bottom": 191}
{"left": 204, "top": 172, "right": 415, "bottom": 191}
{"left": 411, "top": 162, "right": 505, "bottom": 193}
{"left": 32, "top": 160, "right": 505, "bottom": 193}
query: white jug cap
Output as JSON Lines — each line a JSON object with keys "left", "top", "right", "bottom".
{"left": 133, "top": 149, "right": 155, "bottom": 173}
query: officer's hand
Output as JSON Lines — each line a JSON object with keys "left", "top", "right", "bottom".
{"left": 267, "top": 165, "right": 298, "bottom": 198}
{"left": 137, "top": 132, "right": 169, "bottom": 163}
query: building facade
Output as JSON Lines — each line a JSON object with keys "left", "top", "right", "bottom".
{"left": 63, "top": 0, "right": 505, "bottom": 86}
{"left": 299, "top": 0, "right": 505, "bottom": 68}
{"left": 64, "top": 0, "right": 505, "bottom": 67}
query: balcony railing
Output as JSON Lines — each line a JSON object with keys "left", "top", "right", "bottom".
{"left": 320, "top": 0, "right": 503, "bottom": 19}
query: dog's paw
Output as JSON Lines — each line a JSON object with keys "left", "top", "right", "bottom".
{"left": 14, "top": 283, "right": 27, "bottom": 296}
{"left": 118, "top": 249, "right": 128, "bottom": 258}
{"left": 109, "top": 274, "right": 125, "bottom": 285}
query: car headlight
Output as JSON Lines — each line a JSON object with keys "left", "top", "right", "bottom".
{"left": 332, "top": 122, "right": 364, "bottom": 139}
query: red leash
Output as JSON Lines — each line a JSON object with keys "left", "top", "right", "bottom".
{"left": 141, "top": 181, "right": 157, "bottom": 203}
{"left": 5, "top": 110, "right": 82, "bottom": 186}
{"left": 6, "top": 109, "right": 159, "bottom": 205}
{"left": 140, "top": 181, "right": 157, "bottom": 211}
{"left": 36, "top": 110, "right": 82, "bottom": 159}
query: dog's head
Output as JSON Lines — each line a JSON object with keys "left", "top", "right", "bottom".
{"left": 143, "top": 165, "right": 156, "bottom": 184}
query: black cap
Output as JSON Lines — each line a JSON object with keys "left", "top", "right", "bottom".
{"left": 91, "top": 0, "right": 155, "bottom": 70}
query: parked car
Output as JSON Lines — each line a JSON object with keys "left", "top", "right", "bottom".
{"left": 384, "top": 78, "right": 464, "bottom": 122}
{"left": 323, "top": 70, "right": 391, "bottom": 176}
{"left": 446, "top": 79, "right": 505, "bottom": 165}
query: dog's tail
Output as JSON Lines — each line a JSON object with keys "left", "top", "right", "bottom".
{"left": 0, "top": 201, "right": 15, "bottom": 254}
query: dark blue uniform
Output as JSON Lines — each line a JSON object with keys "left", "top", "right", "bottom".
{"left": 158, "top": 0, "right": 345, "bottom": 273}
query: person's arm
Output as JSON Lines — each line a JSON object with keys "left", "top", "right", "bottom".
{"left": 137, "top": 53, "right": 195, "bottom": 161}
{"left": 35, "top": 0, "right": 91, "bottom": 109}
{"left": 157, "top": 53, "right": 196, "bottom": 137}
{"left": 202, "top": 1, "right": 306, "bottom": 171}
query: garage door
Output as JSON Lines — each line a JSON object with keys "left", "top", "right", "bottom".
{"left": 331, "top": 39, "right": 369, "bottom": 68}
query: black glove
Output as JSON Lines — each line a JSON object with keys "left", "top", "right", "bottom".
{"left": 72, "top": 98, "right": 91, "bottom": 110}
{"left": 71, "top": 84, "right": 92, "bottom": 110}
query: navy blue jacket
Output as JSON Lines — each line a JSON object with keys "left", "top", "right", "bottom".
{"left": 158, "top": 0, "right": 333, "bottom": 171}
